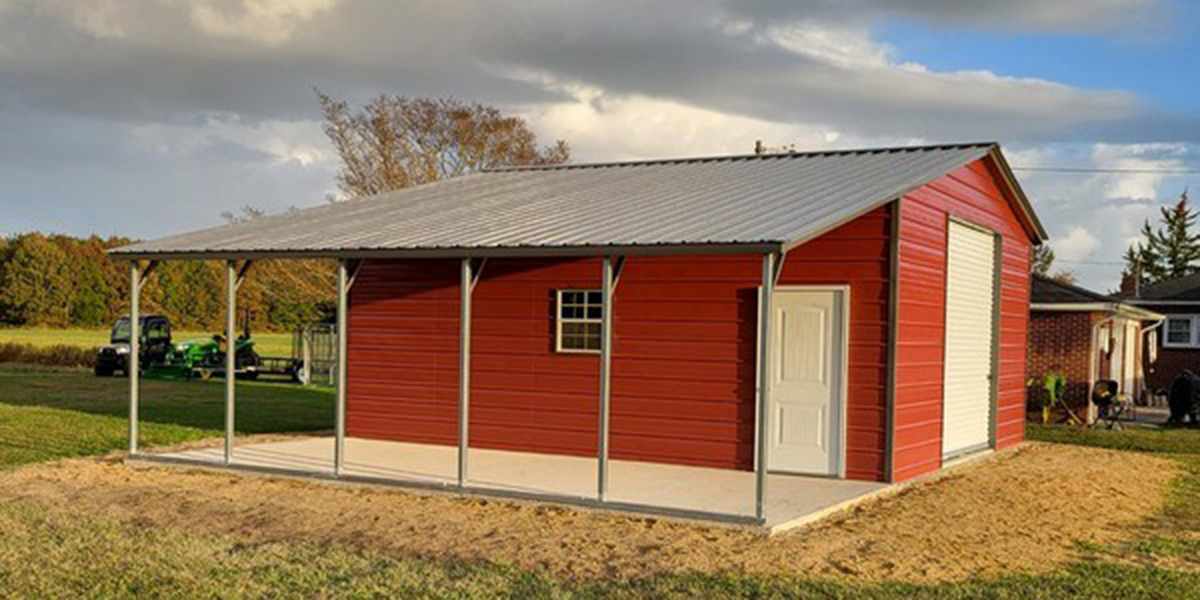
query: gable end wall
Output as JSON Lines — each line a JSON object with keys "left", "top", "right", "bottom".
{"left": 891, "top": 157, "right": 1034, "bottom": 482}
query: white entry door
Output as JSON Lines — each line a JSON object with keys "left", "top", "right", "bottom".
{"left": 767, "top": 289, "right": 844, "bottom": 475}
{"left": 942, "top": 221, "right": 998, "bottom": 458}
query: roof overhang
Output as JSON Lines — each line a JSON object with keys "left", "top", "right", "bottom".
{"left": 779, "top": 144, "right": 1047, "bottom": 253}
{"left": 984, "top": 146, "right": 1049, "bottom": 243}
{"left": 112, "top": 241, "right": 785, "bottom": 262}
{"left": 109, "top": 142, "right": 1044, "bottom": 261}
{"left": 1032, "top": 302, "right": 1164, "bottom": 321}
{"left": 1124, "top": 299, "right": 1200, "bottom": 306}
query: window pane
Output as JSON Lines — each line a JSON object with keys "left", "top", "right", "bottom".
{"left": 585, "top": 322, "right": 602, "bottom": 350}
{"left": 1168, "top": 318, "right": 1192, "bottom": 344}
{"left": 557, "top": 289, "right": 604, "bottom": 352}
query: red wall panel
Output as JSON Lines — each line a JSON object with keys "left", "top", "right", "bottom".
{"left": 345, "top": 205, "right": 893, "bottom": 480}
{"left": 892, "top": 158, "right": 1034, "bottom": 482}
{"left": 777, "top": 205, "right": 892, "bottom": 482}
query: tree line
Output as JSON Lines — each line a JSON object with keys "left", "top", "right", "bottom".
{"left": 0, "top": 233, "right": 335, "bottom": 331}
{"left": 0, "top": 92, "right": 569, "bottom": 333}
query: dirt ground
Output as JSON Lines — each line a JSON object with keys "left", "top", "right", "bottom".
{"left": 0, "top": 443, "right": 1179, "bottom": 583}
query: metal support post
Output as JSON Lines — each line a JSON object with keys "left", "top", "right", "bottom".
{"left": 755, "top": 252, "right": 778, "bottom": 522}
{"left": 225, "top": 260, "right": 236, "bottom": 464}
{"left": 458, "top": 258, "right": 473, "bottom": 486}
{"left": 128, "top": 262, "right": 140, "bottom": 455}
{"left": 335, "top": 259, "right": 349, "bottom": 475}
{"left": 598, "top": 256, "right": 615, "bottom": 501}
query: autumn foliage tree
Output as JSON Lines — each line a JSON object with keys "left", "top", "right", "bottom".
{"left": 318, "top": 91, "right": 570, "bottom": 198}
{"left": 0, "top": 234, "right": 334, "bottom": 331}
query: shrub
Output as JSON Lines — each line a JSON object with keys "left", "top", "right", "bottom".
{"left": 0, "top": 343, "right": 95, "bottom": 368}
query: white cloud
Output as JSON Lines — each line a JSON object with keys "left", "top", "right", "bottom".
{"left": 1092, "top": 142, "right": 1189, "bottom": 201}
{"left": 130, "top": 115, "right": 334, "bottom": 167}
{"left": 759, "top": 22, "right": 894, "bottom": 69}
{"left": 1051, "top": 225, "right": 1101, "bottom": 262}
{"left": 1019, "top": 141, "right": 1196, "bottom": 291}
{"left": 188, "top": 0, "right": 339, "bottom": 45}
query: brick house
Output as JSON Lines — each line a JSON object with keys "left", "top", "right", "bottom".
{"left": 1028, "top": 275, "right": 1162, "bottom": 420}
{"left": 1117, "top": 272, "right": 1200, "bottom": 391}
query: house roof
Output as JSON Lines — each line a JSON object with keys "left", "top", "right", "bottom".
{"left": 1118, "top": 272, "right": 1200, "bottom": 303}
{"left": 1032, "top": 275, "right": 1163, "bottom": 320}
{"left": 112, "top": 142, "right": 1046, "bottom": 260}
{"left": 1032, "top": 275, "right": 1112, "bottom": 304}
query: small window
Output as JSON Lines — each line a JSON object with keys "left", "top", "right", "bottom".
{"left": 1166, "top": 316, "right": 1198, "bottom": 348}
{"left": 146, "top": 320, "right": 170, "bottom": 341}
{"left": 556, "top": 290, "right": 603, "bottom": 353}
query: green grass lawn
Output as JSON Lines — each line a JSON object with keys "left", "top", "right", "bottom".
{"left": 0, "top": 327, "right": 294, "bottom": 357}
{"left": 0, "top": 369, "right": 1197, "bottom": 597}
{"left": 0, "top": 364, "right": 333, "bottom": 469}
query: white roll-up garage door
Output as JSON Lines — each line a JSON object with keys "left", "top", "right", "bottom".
{"left": 942, "top": 221, "right": 997, "bottom": 458}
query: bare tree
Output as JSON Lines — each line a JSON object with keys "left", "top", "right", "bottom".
{"left": 318, "top": 91, "right": 570, "bottom": 199}
{"left": 221, "top": 205, "right": 267, "bottom": 224}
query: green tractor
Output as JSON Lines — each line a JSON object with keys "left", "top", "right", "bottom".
{"left": 146, "top": 328, "right": 262, "bottom": 381}
{"left": 96, "top": 314, "right": 265, "bottom": 380}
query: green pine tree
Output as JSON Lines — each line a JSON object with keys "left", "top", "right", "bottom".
{"left": 1031, "top": 245, "right": 1055, "bottom": 277}
{"left": 1144, "top": 190, "right": 1200, "bottom": 283}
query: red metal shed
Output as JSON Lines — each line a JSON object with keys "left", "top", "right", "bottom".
{"left": 115, "top": 142, "right": 1047, "bottom": 524}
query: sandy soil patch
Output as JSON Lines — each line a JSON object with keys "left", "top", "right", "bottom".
{"left": 0, "top": 443, "right": 1178, "bottom": 583}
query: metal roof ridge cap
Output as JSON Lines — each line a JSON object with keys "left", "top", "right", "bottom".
{"left": 484, "top": 141, "right": 999, "bottom": 173}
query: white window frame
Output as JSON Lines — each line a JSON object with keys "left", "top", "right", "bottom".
{"left": 1164, "top": 315, "right": 1200, "bottom": 348}
{"left": 555, "top": 289, "right": 603, "bottom": 354}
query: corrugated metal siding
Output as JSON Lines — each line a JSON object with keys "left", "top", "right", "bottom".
{"left": 114, "top": 145, "right": 999, "bottom": 257}
{"left": 779, "top": 205, "right": 891, "bottom": 481}
{"left": 347, "top": 255, "right": 759, "bottom": 469}
{"left": 346, "top": 259, "right": 460, "bottom": 444}
{"left": 611, "top": 255, "right": 759, "bottom": 468}
{"left": 470, "top": 259, "right": 604, "bottom": 455}
{"left": 892, "top": 158, "right": 1033, "bottom": 482}
{"left": 344, "top": 207, "right": 893, "bottom": 480}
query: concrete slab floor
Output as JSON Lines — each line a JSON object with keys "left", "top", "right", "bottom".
{"left": 148, "top": 437, "right": 889, "bottom": 533}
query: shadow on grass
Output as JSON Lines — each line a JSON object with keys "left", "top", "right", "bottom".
{"left": 1027, "top": 423, "right": 1200, "bottom": 456}
{"left": 0, "top": 364, "right": 334, "bottom": 435}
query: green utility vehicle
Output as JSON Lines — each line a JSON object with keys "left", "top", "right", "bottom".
{"left": 94, "top": 315, "right": 174, "bottom": 376}
{"left": 95, "top": 315, "right": 301, "bottom": 381}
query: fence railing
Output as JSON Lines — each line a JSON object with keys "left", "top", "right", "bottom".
{"left": 293, "top": 323, "right": 337, "bottom": 386}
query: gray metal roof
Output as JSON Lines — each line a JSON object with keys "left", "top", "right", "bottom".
{"left": 113, "top": 142, "right": 1044, "bottom": 260}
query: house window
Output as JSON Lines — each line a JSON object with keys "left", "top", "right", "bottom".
{"left": 1165, "top": 315, "right": 1200, "bottom": 348}
{"left": 556, "top": 290, "right": 603, "bottom": 353}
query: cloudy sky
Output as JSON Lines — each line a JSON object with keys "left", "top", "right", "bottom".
{"left": 1, "top": 0, "right": 1198, "bottom": 290}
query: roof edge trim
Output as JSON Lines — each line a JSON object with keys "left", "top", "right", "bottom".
{"left": 986, "top": 147, "right": 1049, "bottom": 242}
{"left": 109, "top": 241, "right": 785, "bottom": 261}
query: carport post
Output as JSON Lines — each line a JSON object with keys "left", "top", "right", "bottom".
{"left": 128, "top": 261, "right": 140, "bottom": 455}
{"left": 598, "top": 256, "right": 615, "bottom": 501}
{"left": 335, "top": 259, "right": 349, "bottom": 476}
{"left": 755, "top": 252, "right": 778, "bottom": 522}
{"left": 458, "top": 257, "right": 473, "bottom": 486}
{"left": 224, "top": 260, "right": 236, "bottom": 464}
